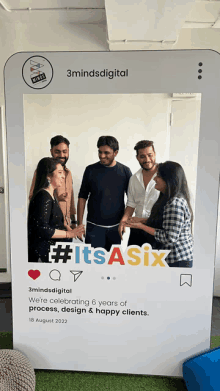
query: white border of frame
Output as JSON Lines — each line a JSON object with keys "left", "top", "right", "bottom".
{"left": 4, "top": 50, "right": 220, "bottom": 376}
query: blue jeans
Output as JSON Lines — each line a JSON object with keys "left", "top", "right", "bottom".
{"left": 128, "top": 228, "right": 156, "bottom": 247}
{"left": 85, "top": 222, "right": 121, "bottom": 252}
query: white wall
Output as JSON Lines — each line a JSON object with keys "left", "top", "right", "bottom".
{"left": 24, "top": 93, "right": 171, "bottom": 198}
{"left": 23, "top": 93, "right": 201, "bottom": 248}
{"left": 0, "top": 12, "right": 108, "bottom": 279}
{"left": 0, "top": 14, "right": 108, "bottom": 107}
{"left": 23, "top": 93, "right": 172, "bottom": 250}
{"left": 1, "top": 10, "right": 220, "bottom": 109}
{"left": 169, "top": 98, "right": 201, "bottom": 217}
{"left": 0, "top": 7, "right": 220, "bottom": 284}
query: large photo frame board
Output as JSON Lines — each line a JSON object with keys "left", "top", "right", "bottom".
{"left": 4, "top": 50, "right": 220, "bottom": 376}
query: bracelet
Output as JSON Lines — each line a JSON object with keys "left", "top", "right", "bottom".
{"left": 71, "top": 220, "right": 77, "bottom": 225}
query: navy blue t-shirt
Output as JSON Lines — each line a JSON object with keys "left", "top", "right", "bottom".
{"left": 78, "top": 162, "right": 132, "bottom": 226}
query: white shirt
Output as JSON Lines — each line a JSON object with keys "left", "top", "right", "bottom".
{"left": 126, "top": 168, "right": 160, "bottom": 218}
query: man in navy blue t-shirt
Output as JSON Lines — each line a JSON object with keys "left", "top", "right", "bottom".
{"left": 77, "top": 136, "right": 132, "bottom": 251}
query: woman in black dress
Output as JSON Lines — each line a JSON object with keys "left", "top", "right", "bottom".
{"left": 28, "top": 157, "right": 85, "bottom": 262}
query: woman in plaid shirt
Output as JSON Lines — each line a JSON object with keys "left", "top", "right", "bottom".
{"left": 126, "top": 161, "right": 193, "bottom": 267}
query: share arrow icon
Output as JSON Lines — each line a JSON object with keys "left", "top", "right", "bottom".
{"left": 70, "top": 270, "right": 83, "bottom": 282}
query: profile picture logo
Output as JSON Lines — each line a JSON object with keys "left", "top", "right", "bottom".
{"left": 22, "top": 55, "right": 53, "bottom": 89}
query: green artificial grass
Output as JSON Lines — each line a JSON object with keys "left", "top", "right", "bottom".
{"left": 1, "top": 332, "right": 220, "bottom": 391}
{"left": 35, "top": 370, "right": 187, "bottom": 391}
{"left": 210, "top": 335, "right": 220, "bottom": 349}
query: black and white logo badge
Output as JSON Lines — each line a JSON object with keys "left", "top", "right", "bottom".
{"left": 22, "top": 56, "right": 53, "bottom": 89}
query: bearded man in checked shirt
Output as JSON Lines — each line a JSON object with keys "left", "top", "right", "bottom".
{"left": 125, "top": 161, "right": 193, "bottom": 268}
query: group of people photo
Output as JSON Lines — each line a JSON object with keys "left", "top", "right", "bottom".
{"left": 28, "top": 134, "right": 193, "bottom": 267}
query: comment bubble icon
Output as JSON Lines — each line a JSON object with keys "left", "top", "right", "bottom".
{"left": 49, "top": 269, "right": 61, "bottom": 281}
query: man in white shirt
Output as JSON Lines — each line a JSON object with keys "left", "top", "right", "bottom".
{"left": 118, "top": 140, "right": 160, "bottom": 246}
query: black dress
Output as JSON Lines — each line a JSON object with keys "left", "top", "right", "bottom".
{"left": 28, "top": 189, "right": 68, "bottom": 263}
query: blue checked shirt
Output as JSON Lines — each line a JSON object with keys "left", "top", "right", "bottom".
{"left": 154, "top": 197, "right": 193, "bottom": 265}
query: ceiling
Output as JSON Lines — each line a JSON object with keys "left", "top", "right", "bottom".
{"left": 1, "top": 0, "right": 220, "bottom": 50}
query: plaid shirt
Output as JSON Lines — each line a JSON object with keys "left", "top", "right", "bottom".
{"left": 154, "top": 197, "right": 193, "bottom": 265}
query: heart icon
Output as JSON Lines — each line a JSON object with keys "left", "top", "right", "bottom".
{"left": 28, "top": 270, "right": 41, "bottom": 280}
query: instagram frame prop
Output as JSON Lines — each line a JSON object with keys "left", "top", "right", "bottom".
{"left": 4, "top": 50, "right": 220, "bottom": 376}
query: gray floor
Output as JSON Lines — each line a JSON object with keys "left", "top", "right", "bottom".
{"left": 0, "top": 298, "right": 12, "bottom": 332}
{"left": 1, "top": 297, "right": 220, "bottom": 336}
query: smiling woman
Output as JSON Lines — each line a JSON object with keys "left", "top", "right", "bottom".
{"left": 154, "top": 173, "right": 166, "bottom": 193}
{"left": 28, "top": 157, "right": 85, "bottom": 262}
{"left": 49, "top": 163, "right": 65, "bottom": 190}
{"left": 126, "top": 161, "right": 194, "bottom": 268}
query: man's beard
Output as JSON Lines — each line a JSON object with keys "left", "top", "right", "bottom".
{"left": 59, "top": 157, "right": 68, "bottom": 166}
{"left": 100, "top": 158, "right": 114, "bottom": 166}
{"left": 141, "top": 162, "right": 156, "bottom": 171}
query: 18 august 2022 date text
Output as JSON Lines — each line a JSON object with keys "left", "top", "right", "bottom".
{"left": 29, "top": 318, "right": 67, "bottom": 324}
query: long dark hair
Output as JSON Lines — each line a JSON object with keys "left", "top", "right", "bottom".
{"left": 32, "top": 157, "right": 62, "bottom": 200}
{"left": 147, "top": 161, "right": 193, "bottom": 228}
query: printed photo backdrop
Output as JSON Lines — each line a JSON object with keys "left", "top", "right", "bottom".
{"left": 24, "top": 93, "right": 201, "bottom": 248}
{"left": 4, "top": 51, "right": 220, "bottom": 376}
